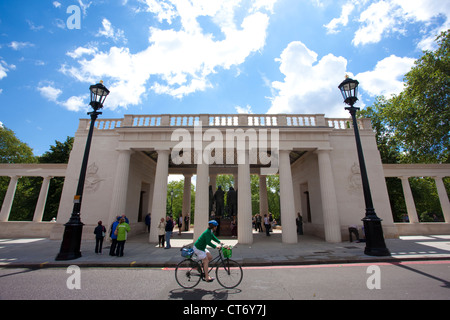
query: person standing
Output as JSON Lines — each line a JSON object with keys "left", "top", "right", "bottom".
{"left": 165, "top": 216, "right": 174, "bottom": 249}
{"left": 145, "top": 213, "right": 151, "bottom": 233}
{"left": 115, "top": 217, "right": 130, "bottom": 257}
{"left": 94, "top": 221, "right": 106, "bottom": 254}
{"left": 264, "top": 214, "right": 270, "bottom": 237}
{"left": 109, "top": 216, "right": 120, "bottom": 256}
{"left": 157, "top": 217, "right": 166, "bottom": 248}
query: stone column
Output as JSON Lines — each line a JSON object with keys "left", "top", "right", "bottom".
{"left": 108, "top": 150, "right": 133, "bottom": 228}
{"left": 400, "top": 176, "right": 419, "bottom": 223}
{"left": 0, "top": 176, "right": 20, "bottom": 222}
{"left": 194, "top": 161, "right": 209, "bottom": 242}
{"left": 33, "top": 176, "right": 52, "bottom": 222}
{"left": 279, "top": 150, "right": 297, "bottom": 244}
{"left": 316, "top": 149, "right": 341, "bottom": 243}
{"left": 182, "top": 174, "right": 192, "bottom": 231}
{"left": 149, "top": 149, "right": 170, "bottom": 243}
{"left": 238, "top": 150, "right": 253, "bottom": 244}
{"left": 259, "top": 175, "right": 268, "bottom": 217}
{"left": 433, "top": 176, "right": 450, "bottom": 223}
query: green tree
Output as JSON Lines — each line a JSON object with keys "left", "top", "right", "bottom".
{"left": 0, "top": 126, "right": 37, "bottom": 220}
{"left": 39, "top": 137, "right": 74, "bottom": 164}
{"left": 360, "top": 31, "right": 450, "bottom": 164}
{"left": 39, "top": 137, "right": 74, "bottom": 221}
{"left": 0, "top": 125, "right": 36, "bottom": 164}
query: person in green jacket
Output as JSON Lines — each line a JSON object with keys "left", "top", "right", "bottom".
{"left": 115, "top": 217, "right": 130, "bottom": 257}
{"left": 193, "top": 220, "right": 222, "bottom": 282}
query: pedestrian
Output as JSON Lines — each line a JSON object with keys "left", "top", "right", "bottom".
{"left": 121, "top": 214, "right": 129, "bottom": 224}
{"left": 296, "top": 213, "right": 303, "bottom": 235}
{"left": 178, "top": 215, "right": 183, "bottom": 235}
{"left": 264, "top": 214, "right": 270, "bottom": 236}
{"left": 115, "top": 217, "right": 130, "bottom": 257}
{"left": 109, "top": 216, "right": 120, "bottom": 256}
{"left": 165, "top": 216, "right": 174, "bottom": 249}
{"left": 256, "top": 214, "right": 262, "bottom": 232}
{"left": 157, "top": 217, "right": 166, "bottom": 248}
{"left": 348, "top": 225, "right": 360, "bottom": 242}
{"left": 184, "top": 214, "right": 190, "bottom": 231}
{"left": 94, "top": 220, "right": 106, "bottom": 254}
{"left": 231, "top": 216, "right": 237, "bottom": 238}
{"left": 145, "top": 213, "right": 151, "bottom": 233}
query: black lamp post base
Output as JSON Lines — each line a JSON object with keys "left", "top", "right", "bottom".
{"left": 55, "top": 223, "right": 84, "bottom": 261}
{"left": 362, "top": 216, "right": 391, "bottom": 257}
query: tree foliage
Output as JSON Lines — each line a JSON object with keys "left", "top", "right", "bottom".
{"left": 359, "top": 30, "right": 450, "bottom": 164}
{"left": 0, "top": 125, "right": 36, "bottom": 164}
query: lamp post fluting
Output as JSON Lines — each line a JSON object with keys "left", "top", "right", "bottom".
{"left": 56, "top": 81, "right": 110, "bottom": 261}
{"left": 338, "top": 76, "right": 390, "bottom": 257}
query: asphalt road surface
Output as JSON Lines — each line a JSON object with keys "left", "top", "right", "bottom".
{"left": 1, "top": 260, "right": 449, "bottom": 301}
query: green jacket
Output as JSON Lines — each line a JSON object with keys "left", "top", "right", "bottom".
{"left": 194, "top": 228, "right": 220, "bottom": 251}
{"left": 116, "top": 222, "right": 130, "bottom": 241}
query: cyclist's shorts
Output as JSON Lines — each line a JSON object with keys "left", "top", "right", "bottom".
{"left": 193, "top": 246, "right": 209, "bottom": 260}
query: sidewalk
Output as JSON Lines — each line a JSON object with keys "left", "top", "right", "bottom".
{"left": 0, "top": 230, "right": 449, "bottom": 268}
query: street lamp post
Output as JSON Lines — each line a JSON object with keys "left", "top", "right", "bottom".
{"left": 338, "top": 76, "right": 390, "bottom": 257}
{"left": 56, "top": 81, "right": 110, "bottom": 261}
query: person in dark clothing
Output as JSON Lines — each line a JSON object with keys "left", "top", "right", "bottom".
{"left": 94, "top": 220, "right": 106, "bottom": 254}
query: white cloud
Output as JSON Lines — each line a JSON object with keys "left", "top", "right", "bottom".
{"left": 38, "top": 83, "right": 88, "bottom": 112}
{"left": 8, "top": 41, "right": 34, "bottom": 50}
{"left": 355, "top": 54, "right": 416, "bottom": 97}
{"left": 62, "top": 0, "right": 274, "bottom": 109}
{"left": 53, "top": 1, "right": 61, "bottom": 8}
{"left": 324, "top": 2, "right": 355, "bottom": 34}
{"left": 352, "top": 0, "right": 450, "bottom": 48}
{"left": 268, "top": 41, "right": 350, "bottom": 118}
{"left": 268, "top": 41, "right": 417, "bottom": 116}
{"left": 77, "top": 0, "right": 92, "bottom": 16}
{"left": 62, "top": 94, "right": 89, "bottom": 112}
{"left": 66, "top": 46, "right": 98, "bottom": 59}
{"left": 38, "top": 85, "right": 62, "bottom": 102}
{"left": 353, "top": 0, "right": 399, "bottom": 46}
{"left": 235, "top": 105, "right": 253, "bottom": 114}
{"left": 97, "top": 18, "right": 127, "bottom": 44}
{"left": 0, "top": 60, "right": 16, "bottom": 80}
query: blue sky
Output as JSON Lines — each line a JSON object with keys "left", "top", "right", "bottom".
{"left": 0, "top": 0, "right": 449, "bottom": 156}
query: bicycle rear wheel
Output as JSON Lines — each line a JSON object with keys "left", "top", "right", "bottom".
{"left": 216, "top": 259, "right": 243, "bottom": 289}
{"left": 175, "top": 259, "right": 202, "bottom": 289}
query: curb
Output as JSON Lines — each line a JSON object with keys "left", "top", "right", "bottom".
{"left": 2, "top": 256, "right": 449, "bottom": 269}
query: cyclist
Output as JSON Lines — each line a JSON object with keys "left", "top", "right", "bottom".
{"left": 193, "top": 220, "right": 222, "bottom": 282}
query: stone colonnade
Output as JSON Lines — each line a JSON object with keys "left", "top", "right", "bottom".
{"left": 0, "top": 175, "right": 54, "bottom": 222}
{"left": 104, "top": 146, "right": 346, "bottom": 245}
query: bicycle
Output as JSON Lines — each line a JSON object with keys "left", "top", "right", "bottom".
{"left": 175, "top": 245, "right": 243, "bottom": 289}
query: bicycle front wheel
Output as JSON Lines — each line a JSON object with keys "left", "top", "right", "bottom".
{"left": 175, "top": 259, "right": 202, "bottom": 289}
{"left": 216, "top": 259, "right": 243, "bottom": 289}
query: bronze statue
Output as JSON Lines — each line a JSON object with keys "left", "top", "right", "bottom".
{"left": 227, "top": 186, "right": 237, "bottom": 217}
{"left": 214, "top": 186, "right": 225, "bottom": 216}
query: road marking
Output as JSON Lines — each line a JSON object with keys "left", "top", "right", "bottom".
{"left": 161, "top": 260, "right": 450, "bottom": 271}
{"left": 242, "top": 260, "right": 450, "bottom": 270}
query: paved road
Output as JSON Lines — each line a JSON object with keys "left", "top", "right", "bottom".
{"left": 1, "top": 260, "right": 449, "bottom": 302}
